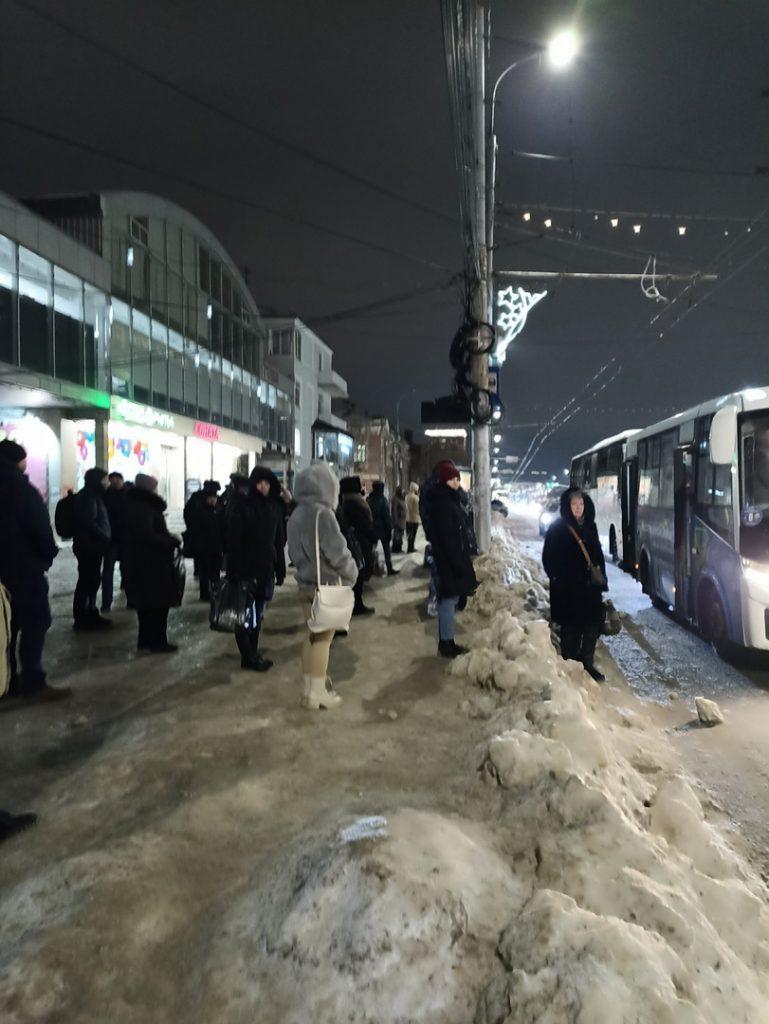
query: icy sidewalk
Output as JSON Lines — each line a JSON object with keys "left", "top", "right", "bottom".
{"left": 1, "top": 533, "right": 768, "bottom": 1023}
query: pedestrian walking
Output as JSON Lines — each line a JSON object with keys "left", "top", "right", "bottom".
{"left": 405, "top": 482, "right": 421, "bottom": 552}
{"left": 72, "top": 467, "right": 111, "bottom": 631}
{"left": 122, "top": 473, "right": 181, "bottom": 654}
{"left": 542, "top": 486, "right": 607, "bottom": 681}
{"left": 101, "top": 471, "right": 127, "bottom": 612}
{"left": 339, "top": 476, "right": 377, "bottom": 613}
{"left": 420, "top": 461, "right": 457, "bottom": 614}
{"left": 0, "top": 439, "right": 69, "bottom": 702}
{"left": 429, "top": 463, "right": 477, "bottom": 658}
{"left": 367, "top": 480, "right": 399, "bottom": 575}
{"left": 391, "top": 486, "right": 407, "bottom": 553}
{"left": 224, "top": 467, "right": 286, "bottom": 671}
{"left": 287, "top": 463, "right": 357, "bottom": 709}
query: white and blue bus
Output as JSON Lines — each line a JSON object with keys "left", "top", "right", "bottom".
{"left": 574, "top": 388, "right": 769, "bottom": 653}
{"left": 570, "top": 429, "right": 640, "bottom": 566}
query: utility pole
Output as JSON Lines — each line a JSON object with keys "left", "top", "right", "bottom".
{"left": 469, "top": 0, "right": 492, "bottom": 553}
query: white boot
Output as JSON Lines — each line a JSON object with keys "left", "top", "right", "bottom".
{"left": 301, "top": 674, "right": 312, "bottom": 705}
{"left": 303, "top": 675, "right": 342, "bottom": 710}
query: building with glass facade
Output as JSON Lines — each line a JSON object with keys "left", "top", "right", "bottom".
{"left": 0, "top": 190, "right": 291, "bottom": 511}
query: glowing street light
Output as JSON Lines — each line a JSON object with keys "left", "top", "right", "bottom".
{"left": 633, "top": 223, "right": 642, "bottom": 235}
{"left": 610, "top": 218, "right": 619, "bottom": 229}
{"left": 547, "top": 29, "right": 580, "bottom": 69}
{"left": 677, "top": 225, "right": 687, "bottom": 236}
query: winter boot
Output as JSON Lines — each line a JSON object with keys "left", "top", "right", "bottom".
{"left": 302, "top": 676, "right": 342, "bottom": 710}
{"left": 584, "top": 663, "right": 606, "bottom": 682}
{"left": 438, "top": 639, "right": 468, "bottom": 659}
{"left": 352, "top": 603, "right": 375, "bottom": 616}
{"left": 237, "top": 627, "right": 273, "bottom": 671}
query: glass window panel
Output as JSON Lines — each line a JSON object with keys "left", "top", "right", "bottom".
{"left": 130, "top": 247, "right": 149, "bottom": 308}
{"left": 209, "top": 257, "right": 221, "bottom": 302}
{"left": 222, "top": 272, "right": 232, "bottom": 311}
{"left": 166, "top": 224, "right": 182, "bottom": 277}
{"left": 111, "top": 232, "right": 129, "bottom": 298}
{"left": 209, "top": 354, "right": 221, "bottom": 421}
{"left": 151, "top": 319, "right": 168, "bottom": 407}
{"left": 0, "top": 235, "right": 16, "bottom": 363}
{"left": 183, "top": 339, "right": 198, "bottom": 415}
{"left": 110, "top": 299, "right": 131, "bottom": 395}
{"left": 84, "top": 285, "right": 107, "bottom": 390}
{"left": 198, "top": 361, "right": 210, "bottom": 417}
{"left": 169, "top": 329, "right": 183, "bottom": 412}
{"left": 18, "top": 246, "right": 52, "bottom": 375}
{"left": 182, "top": 232, "right": 197, "bottom": 284}
{"left": 150, "top": 256, "right": 167, "bottom": 325}
{"left": 53, "top": 266, "right": 83, "bottom": 385}
{"left": 132, "top": 309, "right": 151, "bottom": 402}
{"left": 168, "top": 271, "right": 183, "bottom": 333}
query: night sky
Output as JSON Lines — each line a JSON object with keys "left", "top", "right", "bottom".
{"left": 1, "top": 0, "right": 768, "bottom": 474}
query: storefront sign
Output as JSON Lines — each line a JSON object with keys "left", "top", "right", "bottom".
{"left": 111, "top": 398, "right": 175, "bottom": 431}
{"left": 194, "top": 421, "right": 220, "bottom": 442}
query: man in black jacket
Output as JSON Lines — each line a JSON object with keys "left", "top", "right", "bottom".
{"left": 72, "top": 467, "right": 111, "bottom": 630}
{"left": 542, "top": 487, "right": 607, "bottom": 681}
{"left": 367, "top": 480, "right": 399, "bottom": 576}
{"left": 0, "top": 439, "right": 69, "bottom": 701}
{"left": 339, "top": 476, "right": 377, "bottom": 614}
{"left": 224, "top": 467, "right": 285, "bottom": 670}
{"left": 101, "top": 471, "right": 127, "bottom": 612}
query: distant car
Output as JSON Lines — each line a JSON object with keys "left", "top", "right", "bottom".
{"left": 538, "top": 496, "right": 561, "bottom": 536}
{"left": 491, "top": 498, "right": 509, "bottom": 518}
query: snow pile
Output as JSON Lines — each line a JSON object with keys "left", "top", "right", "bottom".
{"left": 455, "top": 529, "right": 769, "bottom": 1023}
{"left": 205, "top": 809, "right": 526, "bottom": 1024}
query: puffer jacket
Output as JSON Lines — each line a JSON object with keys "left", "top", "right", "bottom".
{"left": 287, "top": 463, "right": 358, "bottom": 589}
{"left": 405, "top": 483, "right": 420, "bottom": 524}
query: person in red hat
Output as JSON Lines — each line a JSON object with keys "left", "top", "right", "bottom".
{"left": 428, "top": 462, "right": 477, "bottom": 657}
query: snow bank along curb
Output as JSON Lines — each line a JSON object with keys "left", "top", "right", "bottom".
{"left": 456, "top": 531, "right": 769, "bottom": 1023}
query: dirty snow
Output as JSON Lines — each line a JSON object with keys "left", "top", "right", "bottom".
{"left": 2, "top": 532, "right": 769, "bottom": 1022}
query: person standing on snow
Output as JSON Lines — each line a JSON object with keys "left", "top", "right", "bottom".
{"left": 404, "top": 482, "right": 420, "bottom": 552}
{"left": 542, "top": 486, "right": 607, "bottom": 682}
{"left": 339, "top": 476, "right": 377, "bottom": 609}
{"left": 101, "top": 471, "right": 127, "bottom": 613}
{"left": 71, "top": 467, "right": 111, "bottom": 631}
{"left": 122, "top": 473, "right": 181, "bottom": 654}
{"left": 287, "top": 463, "right": 357, "bottom": 710}
{"left": 391, "top": 486, "right": 407, "bottom": 554}
{"left": 0, "top": 439, "right": 69, "bottom": 702}
{"left": 429, "top": 463, "right": 477, "bottom": 658}
{"left": 195, "top": 481, "right": 224, "bottom": 602}
{"left": 367, "top": 480, "right": 399, "bottom": 576}
{"left": 224, "top": 467, "right": 285, "bottom": 672}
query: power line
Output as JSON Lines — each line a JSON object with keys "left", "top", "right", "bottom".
{"left": 511, "top": 148, "right": 761, "bottom": 180}
{"left": 9, "top": 0, "right": 459, "bottom": 232}
{"left": 0, "top": 116, "right": 452, "bottom": 273}
{"left": 307, "top": 276, "right": 460, "bottom": 325}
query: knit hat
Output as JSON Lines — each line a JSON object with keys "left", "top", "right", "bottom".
{"left": 437, "top": 462, "right": 461, "bottom": 485}
{"left": 134, "top": 473, "right": 158, "bottom": 493}
{"left": 0, "top": 438, "right": 26, "bottom": 464}
{"left": 339, "top": 475, "right": 363, "bottom": 496}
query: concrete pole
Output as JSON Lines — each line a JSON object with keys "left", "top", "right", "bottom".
{"left": 471, "top": 1, "right": 491, "bottom": 553}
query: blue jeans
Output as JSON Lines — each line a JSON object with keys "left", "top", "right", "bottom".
{"left": 437, "top": 596, "right": 459, "bottom": 641}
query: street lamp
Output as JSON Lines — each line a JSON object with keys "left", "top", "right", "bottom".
{"left": 547, "top": 30, "right": 579, "bottom": 69}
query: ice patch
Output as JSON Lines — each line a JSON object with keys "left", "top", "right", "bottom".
{"left": 339, "top": 815, "right": 388, "bottom": 844}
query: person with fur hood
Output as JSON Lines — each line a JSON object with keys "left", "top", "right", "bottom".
{"left": 542, "top": 486, "right": 607, "bottom": 681}
{"left": 287, "top": 463, "right": 357, "bottom": 710}
{"left": 404, "top": 482, "right": 420, "bottom": 552}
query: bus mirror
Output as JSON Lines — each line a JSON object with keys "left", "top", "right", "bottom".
{"left": 709, "top": 406, "right": 737, "bottom": 465}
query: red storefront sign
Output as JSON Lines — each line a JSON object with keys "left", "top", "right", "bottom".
{"left": 194, "top": 421, "right": 220, "bottom": 442}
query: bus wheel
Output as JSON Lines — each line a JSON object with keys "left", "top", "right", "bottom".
{"left": 609, "top": 526, "right": 618, "bottom": 564}
{"left": 701, "top": 587, "right": 729, "bottom": 656}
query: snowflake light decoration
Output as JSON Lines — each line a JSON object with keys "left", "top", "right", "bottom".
{"left": 495, "top": 285, "right": 547, "bottom": 363}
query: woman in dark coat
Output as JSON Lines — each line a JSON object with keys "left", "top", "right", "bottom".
{"left": 542, "top": 486, "right": 607, "bottom": 681}
{"left": 391, "top": 486, "right": 407, "bottom": 553}
{"left": 429, "top": 464, "right": 477, "bottom": 658}
{"left": 367, "top": 480, "right": 398, "bottom": 575}
{"left": 123, "top": 473, "right": 181, "bottom": 653}
{"left": 224, "top": 467, "right": 285, "bottom": 671}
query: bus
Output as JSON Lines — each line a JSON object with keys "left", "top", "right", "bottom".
{"left": 575, "top": 388, "right": 769, "bottom": 653}
{"left": 571, "top": 429, "right": 640, "bottom": 565}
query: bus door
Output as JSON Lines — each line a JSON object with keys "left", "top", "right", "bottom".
{"left": 673, "top": 445, "right": 694, "bottom": 620}
{"left": 621, "top": 458, "right": 638, "bottom": 574}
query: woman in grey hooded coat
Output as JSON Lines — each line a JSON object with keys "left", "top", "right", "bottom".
{"left": 287, "top": 462, "right": 358, "bottom": 709}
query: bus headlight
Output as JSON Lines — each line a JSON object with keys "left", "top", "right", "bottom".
{"left": 742, "top": 558, "right": 769, "bottom": 596}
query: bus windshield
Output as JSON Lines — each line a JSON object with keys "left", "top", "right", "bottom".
{"left": 740, "top": 412, "right": 769, "bottom": 560}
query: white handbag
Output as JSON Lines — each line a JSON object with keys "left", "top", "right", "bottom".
{"left": 307, "top": 509, "right": 355, "bottom": 633}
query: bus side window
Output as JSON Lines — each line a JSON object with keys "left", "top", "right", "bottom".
{"left": 695, "top": 439, "right": 733, "bottom": 539}
{"left": 659, "top": 432, "right": 675, "bottom": 509}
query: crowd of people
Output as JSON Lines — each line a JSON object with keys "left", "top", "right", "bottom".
{"left": 0, "top": 433, "right": 611, "bottom": 840}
